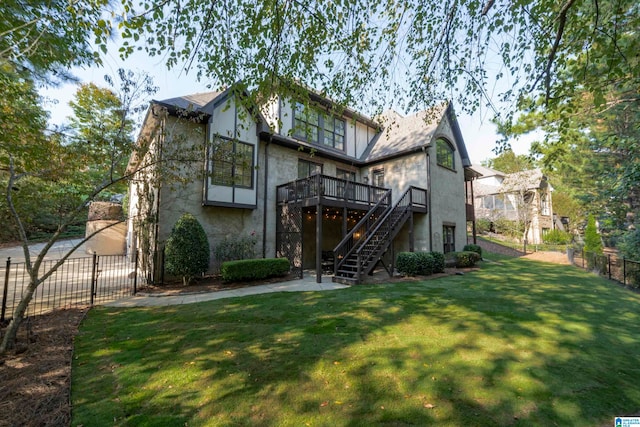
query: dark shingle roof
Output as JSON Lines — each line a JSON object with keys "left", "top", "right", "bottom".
{"left": 362, "top": 106, "right": 446, "bottom": 162}
{"left": 155, "top": 91, "right": 224, "bottom": 112}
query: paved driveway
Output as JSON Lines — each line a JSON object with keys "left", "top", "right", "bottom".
{"left": 0, "top": 238, "right": 88, "bottom": 264}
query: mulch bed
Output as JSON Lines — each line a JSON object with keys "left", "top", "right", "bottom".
{"left": 0, "top": 307, "right": 88, "bottom": 427}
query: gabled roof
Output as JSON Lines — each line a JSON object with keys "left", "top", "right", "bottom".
{"left": 156, "top": 91, "right": 224, "bottom": 112}
{"left": 501, "top": 169, "right": 548, "bottom": 192}
{"left": 474, "top": 168, "right": 550, "bottom": 196}
{"left": 362, "top": 103, "right": 472, "bottom": 168}
{"left": 470, "top": 164, "right": 504, "bottom": 179}
{"left": 362, "top": 106, "right": 444, "bottom": 162}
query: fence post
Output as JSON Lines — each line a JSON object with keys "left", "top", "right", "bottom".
{"left": 133, "top": 250, "right": 139, "bottom": 295}
{"left": 608, "top": 254, "right": 612, "bottom": 280}
{"left": 582, "top": 249, "right": 585, "bottom": 269}
{"left": 623, "top": 257, "right": 627, "bottom": 286}
{"left": 1, "top": 257, "right": 11, "bottom": 323}
{"left": 90, "top": 252, "right": 98, "bottom": 306}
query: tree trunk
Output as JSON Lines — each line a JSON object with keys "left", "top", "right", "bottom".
{"left": 0, "top": 279, "right": 38, "bottom": 353}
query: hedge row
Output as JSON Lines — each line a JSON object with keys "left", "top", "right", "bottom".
{"left": 221, "top": 258, "right": 290, "bottom": 282}
{"left": 396, "top": 251, "right": 445, "bottom": 276}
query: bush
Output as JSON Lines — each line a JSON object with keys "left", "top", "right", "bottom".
{"left": 429, "top": 251, "right": 445, "bottom": 274}
{"left": 453, "top": 251, "right": 481, "bottom": 268}
{"left": 494, "top": 218, "right": 524, "bottom": 239}
{"left": 221, "top": 258, "right": 290, "bottom": 282}
{"left": 618, "top": 228, "right": 640, "bottom": 261}
{"left": 215, "top": 232, "right": 257, "bottom": 263}
{"left": 396, "top": 251, "right": 444, "bottom": 276}
{"left": 165, "top": 213, "right": 210, "bottom": 285}
{"left": 475, "top": 218, "right": 492, "bottom": 234}
{"left": 543, "top": 229, "right": 572, "bottom": 245}
{"left": 462, "top": 244, "right": 482, "bottom": 258}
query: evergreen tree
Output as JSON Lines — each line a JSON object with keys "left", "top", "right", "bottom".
{"left": 165, "top": 213, "right": 210, "bottom": 286}
{"left": 584, "top": 215, "right": 603, "bottom": 255}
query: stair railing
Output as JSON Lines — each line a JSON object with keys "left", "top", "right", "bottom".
{"left": 333, "top": 188, "right": 392, "bottom": 274}
{"left": 352, "top": 186, "right": 417, "bottom": 278}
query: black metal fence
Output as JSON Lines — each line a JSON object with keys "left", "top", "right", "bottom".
{"left": 569, "top": 248, "right": 640, "bottom": 288}
{"left": 1, "top": 252, "right": 142, "bottom": 322}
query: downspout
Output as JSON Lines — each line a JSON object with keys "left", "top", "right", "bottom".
{"left": 424, "top": 145, "right": 433, "bottom": 251}
{"left": 262, "top": 135, "right": 271, "bottom": 258}
{"left": 153, "top": 117, "right": 164, "bottom": 283}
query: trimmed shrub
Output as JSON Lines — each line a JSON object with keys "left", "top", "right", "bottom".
{"left": 165, "top": 213, "right": 210, "bottom": 285}
{"left": 397, "top": 252, "right": 420, "bottom": 276}
{"left": 221, "top": 258, "right": 290, "bottom": 282}
{"left": 462, "top": 244, "right": 482, "bottom": 258}
{"left": 429, "top": 251, "right": 445, "bottom": 274}
{"left": 396, "top": 251, "right": 445, "bottom": 276}
{"left": 453, "top": 251, "right": 481, "bottom": 268}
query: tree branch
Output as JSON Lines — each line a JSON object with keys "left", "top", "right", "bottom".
{"left": 531, "top": 0, "right": 578, "bottom": 102}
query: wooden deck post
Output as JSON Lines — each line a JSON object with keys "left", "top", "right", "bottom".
{"left": 316, "top": 204, "right": 323, "bottom": 283}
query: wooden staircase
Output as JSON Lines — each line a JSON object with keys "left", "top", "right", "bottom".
{"left": 333, "top": 186, "right": 427, "bottom": 285}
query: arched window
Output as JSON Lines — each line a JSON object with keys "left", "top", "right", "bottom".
{"left": 436, "top": 138, "right": 455, "bottom": 170}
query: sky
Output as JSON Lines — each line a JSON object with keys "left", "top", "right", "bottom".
{"left": 40, "top": 48, "right": 537, "bottom": 166}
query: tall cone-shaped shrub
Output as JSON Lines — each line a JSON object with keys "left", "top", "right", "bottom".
{"left": 165, "top": 213, "right": 210, "bottom": 285}
{"left": 584, "top": 214, "right": 603, "bottom": 255}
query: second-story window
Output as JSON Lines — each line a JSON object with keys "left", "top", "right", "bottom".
{"left": 210, "top": 138, "right": 254, "bottom": 188}
{"left": 293, "top": 102, "right": 345, "bottom": 150}
{"left": 436, "top": 138, "right": 455, "bottom": 170}
{"left": 323, "top": 116, "right": 345, "bottom": 150}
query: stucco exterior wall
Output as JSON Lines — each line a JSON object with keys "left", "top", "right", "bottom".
{"left": 427, "top": 118, "right": 468, "bottom": 253}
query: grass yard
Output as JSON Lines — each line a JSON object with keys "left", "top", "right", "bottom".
{"left": 72, "top": 254, "right": 640, "bottom": 426}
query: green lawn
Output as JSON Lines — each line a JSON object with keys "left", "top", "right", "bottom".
{"left": 72, "top": 254, "right": 640, "bottom": 426}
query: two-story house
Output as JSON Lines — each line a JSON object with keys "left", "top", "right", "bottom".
{"left": 472, "top": 165, "right": 554, "bottom": 244}
{"left": 127, "top": 85, "right": 476, "bottom": 284}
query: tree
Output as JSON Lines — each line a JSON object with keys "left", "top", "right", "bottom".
{"left": 165, "top": 213, "right": 210, "bottom": 286}
{"left": 1, "top": 0, "right": 109, "bottom": 80}
{"left": 99, "top": 0, "right": 637, "bottom": 120}
{"left": 0, "top": 70, "right": 158, "bottom": 353}
{"left": 584, "top": 214, "right": 603, "bottom": 255}
{"left": 496, "top": 0, "right": 639, "bottom": 230}
{"left": 483, "top": 149, "right": 534, "bottom": 174}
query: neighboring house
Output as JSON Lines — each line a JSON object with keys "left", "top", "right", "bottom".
{"left": 127, "top": 85, "right": 477, "bottom": 284}
{"left": 472, "top": 165, "right": 554, "bottom": 244}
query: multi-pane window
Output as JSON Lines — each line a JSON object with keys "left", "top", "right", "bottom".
{"left": 293, "top": 102, "right": 345, "bottom": 150}
{"left": 336, "top": 169, "right": 356, "bottom": 182}
{"left": 298, "top": 159, "right": 323, "bottom": 179}
{"left": 541, "top": 192, "right": 550, "bottom": 215}
{"left": 293, "top": 102, "right": 320, "bottom": 143}
{"left": 323, "top": 116, "right": 345, "bottom": 150}
{"left": 443, "top": 225, "right": 455, "bottom": 253}
{"left": 436, "top": 138, "right": 455, "bottom": 170}
{"left": 372, "top": 168, "right": 385, "bottom": 187}
{"left": 210, "top": 138, "right": 254, "bottom": 188}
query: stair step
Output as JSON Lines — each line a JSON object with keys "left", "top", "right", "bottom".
{"left": 332, "top": 276, "right": 359, "bottom": 285}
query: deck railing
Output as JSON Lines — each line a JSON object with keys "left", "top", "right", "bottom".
{"left": 276, "top": 174, "right": 387, "bottom": 206}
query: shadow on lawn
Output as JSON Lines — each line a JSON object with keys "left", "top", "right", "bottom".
{"left": 73, "top": 258, "right": 640, "bottom": 426}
